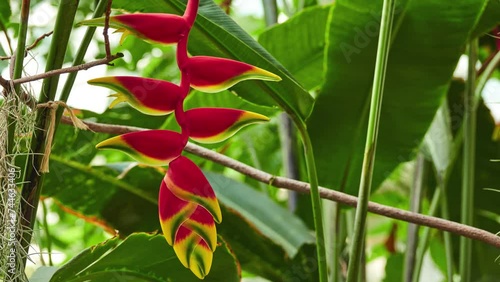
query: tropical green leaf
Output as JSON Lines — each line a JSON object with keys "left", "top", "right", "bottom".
{"left": 0, "top": 0, "right": 10, "bottom": 26}
{"left": 110, "top": 0, "right": 314, "bottom": 121}
{"left": 308, "top": 0, "right": 489, "bottom": 195}
{"left": 48, "top": 233, "right": 239, "bottom": 282}
{"left": 422, "top": 102, "right": 453, "bottom": 174}
{"left": 383, "top": 253, "right": 404, "bottom": 282}
{"left": 44, "top": 157, "right": 160, "bottom": 234}
{"left": 30, "top": 267, "right": 58, "bottom": 282}
{"left": 470, "top": 0, "right": 500, "bottom": 38}
{"left": 429, "top": 237, "right": 448, "bottom": 277}
{"left": 259, "top": 5, "right": 331, "bottom": 90}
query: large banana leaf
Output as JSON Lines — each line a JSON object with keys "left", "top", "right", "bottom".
{"left": 259, "top": 5, "right": 331, "bottom": 91}
{"left": 111, "top": 0, "right": 314, "bottom": 121}
{"left": 308, "top": 0, "right": 497, "bottom": 195}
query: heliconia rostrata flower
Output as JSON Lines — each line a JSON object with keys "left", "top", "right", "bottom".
{"left": 83, "top": 0, "right": 281, "bottom": 278}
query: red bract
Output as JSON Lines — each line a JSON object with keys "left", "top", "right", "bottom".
{"left": 185, "top": 56, "right": 282, "bottom": 93}
{"left": 88, "top": 76, "right": 181, "bottom": 115}
{"left": 95, "top": 130, "right": 184, "bottom": 166}
{"left": 173, "top": 226, "right": 213, "bottom": 279}
{"left": 186, "top": 108, "right": 270, "bottom": 143}
{"left": 78, "top": 13, "right": 189, "bottom": 45}
{"left": 165, "top": 156, "right": 222, "bottom": 223}
{"left": 89, "top": 0, "right": 281, "bottom": 278}
{"left": 158, "top": 180, "right": 196, "bottom": 246}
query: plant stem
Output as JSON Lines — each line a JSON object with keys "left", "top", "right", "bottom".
{"left": 297, "top": 121, "right": 328, "bottom": 282}
{"left": 404, "top": 154, "right": 426, "bottom": 282}
{"left": 346, "top": 0, "right": 395, "bottom": 280}
{"left": 261, "top": 0, "right": 301, "bottom": 210}
{"left": 412, "top": 188, "right": 441, "bottom": 282}
{"left": 7, "top": 0, "right": 30, "bottom": 156}
{"left": 19, "top": 0, "right": 79, "bottom": 269}
{"left": 11, "top": 1, "right": 29, "bottom": 87}
{"left": 55, "top": 0, "right": 110, "bottom": 128}
{"left": 262, "top": 0, "right": 278, "bottom": 26}
{"left": 475, "top": 49, "right": 500, "bottom": 103}
{"left": 437, "top": 175, "right": 454, "bottom": 281}
{"left": 459, "top": 40, "right": 477, "bottom": 282}
{"left": 41, "top": 200, "right": 53, "bottom": 266}
{"left": 324, "top": 201, "right": 342, "bottom": 282}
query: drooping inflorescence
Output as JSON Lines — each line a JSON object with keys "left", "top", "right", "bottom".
{"left": 80, "top": 0, "right": 280, "bottom": 279}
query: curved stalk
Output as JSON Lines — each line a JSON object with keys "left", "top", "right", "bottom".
{"left": 346, "top": 0, "right": 395, "bottom": 280}
{"left": 296, "top": 121, "right": 328, "bottom": 282}
{"left": 459, "top": 40, "right": 477, "bottom": 282}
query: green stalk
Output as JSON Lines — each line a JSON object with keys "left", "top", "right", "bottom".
{"left": 7, "top": 0, "right": 30, "bottom": 156}
{"left": 55, "top": 0, "right": 110, "bottom": 126}
{"left": 412, "top": 188, "right": 441, "bottom": 282}
{"left": 437, "top": 176, "right": 454, "bottom": 281}
{"left": 19, "top": 0, "right": 79, "bottom": 268}
{"left": 12, "top": 1, "right": 29, "bottom": 89}
{"left": 41, "top": 200, "right": 53, "bottom": 266}
{"left": 475, "top": 50, "right": 500, "bottom": 103}
{"left": 297, "top": 121, "right": 328, "bottom": 282}
{"left": 403, "top": 154, "right": 426, "bottom": 282}
{"left": 345, "top": 0, "right": 395, "bottom": 280}
{"left": 324, "top": 201, "right": 342, "bottom": 282}
{"left": 261, "top": 0, "right": 278, "bottom": 26}
{"left": 459, "top": 40, "right": 477, "bottom": 282}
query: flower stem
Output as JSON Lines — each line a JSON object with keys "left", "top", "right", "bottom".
{"left": 296, "top": 121, "right": 328, "bottom": 282}
{"left": 346, "top": 0, "right": 395, "bottom": 280}
{"left": 7, "top": 0, "right": 30, "bottom": 157}
{"left": 184, "top": 0, "right": 200, "bottom": 27}
{"left": 459, "top": 39, "right": 477, "bottom": 282}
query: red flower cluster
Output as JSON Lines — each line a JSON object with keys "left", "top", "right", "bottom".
{"left": 81, "top": 0, "right": 280, "bottom": 278}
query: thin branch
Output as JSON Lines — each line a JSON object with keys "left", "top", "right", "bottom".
{"left": 0, "top": 22, "right": 13, "bottom": 54}
{"left": 27, "top": 31, "right": 53, "bottom": 51}
{"left": 0, "top": 31, "right": 53, "bottom": 61}
{"left": 103, "top": 0, "right": 113, "bottom": 58}
{"left": 8, "top": 53, "right": 122, "bottom": 86}
{"left": 59, "top": 117, "right": 500, "bottom": 249}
